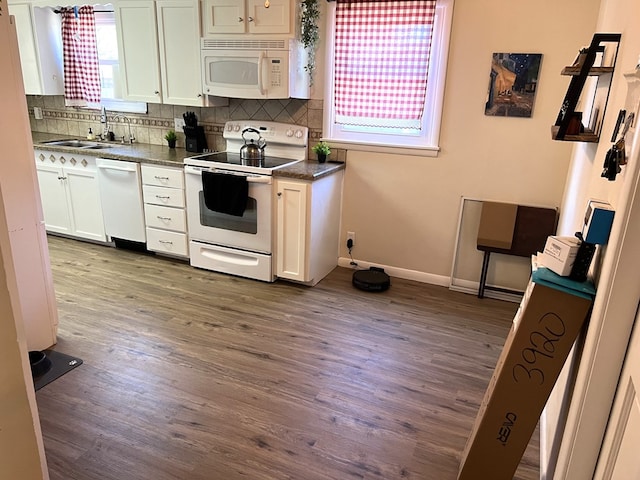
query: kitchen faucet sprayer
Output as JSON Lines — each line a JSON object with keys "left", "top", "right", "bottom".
{"left": 111, "top": 112, "right": 135, "bottom": 144}
{"left": 100, "top": 107, "right": 111, "bottom": 140}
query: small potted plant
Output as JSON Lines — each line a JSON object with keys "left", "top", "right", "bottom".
{"left": 165, "top": 129, "right": 177, "bottom": 149}
{"left": 312, "top": 141, "right": 331, "bottom": 163}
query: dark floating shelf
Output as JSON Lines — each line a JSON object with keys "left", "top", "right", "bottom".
{"left": 561, "top": 66, "right": 615, "bottom": 76}
{"left": 551, "top": 125, "right": 599, "bottom": 143}
{"left": 552, "top": 33, "right": 621, "bottom": 143}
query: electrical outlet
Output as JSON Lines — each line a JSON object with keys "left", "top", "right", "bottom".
{"left": 346, "top": 231, "right": 355, "bottom": 247}
{"left": 174, "top": 117, "right": 185, "bottom": 130}
{"left": 33, "top": 107, "right": 43, "bottom": 120}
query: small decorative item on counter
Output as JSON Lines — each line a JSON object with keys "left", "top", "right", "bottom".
{"left": 312, "top": 141, "right": 331, "bottom": 163}
{"left": 165, "top": 129, "right": 177, "bottom": 149}
{"left": 87, "top": 127, "right": 95, "bottom": 140}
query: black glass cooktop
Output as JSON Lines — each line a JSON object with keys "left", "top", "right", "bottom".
{"left": 189, "top": 151, "right": 297, "bottom": 169}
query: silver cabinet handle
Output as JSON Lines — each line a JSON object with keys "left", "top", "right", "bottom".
{"left": 159, "top": 240, "right": 173, "bottom": 245}
{"left": 248, "top": 16, "right": 254, "bottom": 22}
{"left": 155, "top": 195, "right": 171, "bottom": 200}
{"left": 154, "top": 175, "right": 170, "bottom": 181}
{"left": 238, "top": 16, "right": 243, "bottom": 22}
{"left": 156, "top": 216, "right": 172, "bottom": 221}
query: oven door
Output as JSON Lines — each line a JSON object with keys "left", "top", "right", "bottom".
{"left": 185, "top": 165, "right": 273, "bottom": 253}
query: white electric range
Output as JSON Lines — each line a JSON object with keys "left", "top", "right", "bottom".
{"left": 184, "top": 120, "right": 308, "bottom": 281}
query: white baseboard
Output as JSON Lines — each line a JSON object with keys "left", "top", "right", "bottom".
{"left": 338, "top": 257, "right": 450, "bottom": 287}
{"left": 338, "top": 258, "right": 523, "bottom": 303}
{"left": 450, "top": 277, "right": 523, "bottom": 303}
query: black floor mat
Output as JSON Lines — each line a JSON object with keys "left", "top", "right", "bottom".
{"left": 34, "top": 350, "right": 83, "bottom": 391}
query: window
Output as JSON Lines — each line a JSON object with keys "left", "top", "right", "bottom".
{"left": 94, "top": 10, "right": 146, "bottom": 114}
{"left": 323, "top": 0, "right": 453, "bottom": 155}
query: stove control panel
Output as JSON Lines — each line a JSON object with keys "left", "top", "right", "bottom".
{"left": 223, "top": 121, "right": 308, "bottom": 148}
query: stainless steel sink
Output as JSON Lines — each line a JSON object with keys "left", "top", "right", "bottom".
{"left": 42, "top": 139, "right": 112, "bottom": 149}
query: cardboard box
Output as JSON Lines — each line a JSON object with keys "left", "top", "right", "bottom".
{"left": 477, "top": 202, "right": 518, "bottom": 250}
{"left": 541, "top": 236, "right": 580, "bottom": 276}
{"left": 583, "top": 200, "right": 615, "bottom": 244}
{"left": 458, "top": 268, "right": 594, "bottom": 480}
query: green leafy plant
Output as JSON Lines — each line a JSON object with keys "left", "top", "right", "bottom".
{"left": 300, "top": 0, "right": 320, "bottom": 85}
{"left": 312, "top": 141, "right": 331, "bottom": 156}
{"left": 164, "top": 130, "right": 177, "bottom": 142}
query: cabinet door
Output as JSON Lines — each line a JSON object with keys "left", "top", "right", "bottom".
{"left": 276, "top": 179, "right": 309, "bottom": 281}
{"left": 156, "top": 0, "right": 204, "bottom": 106}
{"left": 65, "top": 165, "right": 106, "bottom": 242}
{"left": 35, "top": 164, "right": 72, "bottom": 235}
{"left": 248, "top": 0, "right": 290, "bottom": 34}
{"left": 10, "top": 4, "right": 64, "bottom": 95}
{"left": 203, "top": 0, "right": 246, "bottom": 34}
{"left": 115, "top": 0, "right": 162, "bottom": 102}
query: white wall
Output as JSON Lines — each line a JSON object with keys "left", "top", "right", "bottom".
{"left": 545, "top": 0, "right": 640, "bottom": 478}
{"left": 0, "top": 12, "right": 51, "bottom": 480}
{"left": 337, "top": 0, "right": 601, "bottom": 289}
{"left": 0, "top": 209, "right": 49, "bottom": 480}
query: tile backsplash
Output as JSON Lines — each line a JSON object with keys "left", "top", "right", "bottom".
{"left": 27, "top": 95, "right": 326, "bottom": 157}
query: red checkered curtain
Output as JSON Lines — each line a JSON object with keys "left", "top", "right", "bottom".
{"left": 334, "top": 0, "right": 436, "bottom": 129}
{"left": 61, "top": 6, "right": 101, "bottom": 107}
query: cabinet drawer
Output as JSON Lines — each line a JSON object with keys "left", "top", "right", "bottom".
{"left": 144, "top": 204, "right": 186, "bottom": 232}
{"left": 143, "top": 185, "right": 185, "bottom": 208}
{"left": 141, "top": 165, "right": 184, "bottom": 188}
{"left": 146, "top": 228, "right": 188, "bottom": 257}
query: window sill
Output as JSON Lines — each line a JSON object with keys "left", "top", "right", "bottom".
{"left": 321, "top": 139, "right": 441, "bottom": 158}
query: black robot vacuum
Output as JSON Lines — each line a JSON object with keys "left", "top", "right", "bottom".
{"left": 352, "top": 267, "right": 391, "bottom": 292}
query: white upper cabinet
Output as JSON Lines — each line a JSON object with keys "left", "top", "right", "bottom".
{"left": 115, "top": 1, "right": 161, "bottom": 103}
{"left": 203, "top": 0, "right": 291, "bottom": 35}
{"left": 9, "top": 4, "right": 64, "bottom": 95}
{"left": 115, "top": 0, "right": 204, "bottom": 106}
{"left": 156, "top": 0, "right": 204, "bottom": 105}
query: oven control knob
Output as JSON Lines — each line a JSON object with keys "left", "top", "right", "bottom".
{"left": 286, "top": 129, "right": 294, "bottom": 137}
{"left": 226, "top": 124, "right": 233, "bottom": 131}
{"left": 234, "top": 124, "right": 241, "bottom": 132}
{"left": 295, "top": 130, "right": 304, "bottom": 139}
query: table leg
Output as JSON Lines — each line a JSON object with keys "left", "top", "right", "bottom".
{"left": 478, "top": 251, "right": 491, "bottom": 298}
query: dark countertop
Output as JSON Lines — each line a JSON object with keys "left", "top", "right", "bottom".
{"left": 272, "top": 159, "right": 345, "bottom": 180}
{"left": 31, "top": 132, "right": 344, "bottom": 180}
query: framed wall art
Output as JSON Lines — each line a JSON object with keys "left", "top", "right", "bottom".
{"left": 485, "top": 53, "right": 543, "bottom": 118}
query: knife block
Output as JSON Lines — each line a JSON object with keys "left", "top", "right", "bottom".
{"left": 183, "top": 126, "right": 207, "bottom": 153}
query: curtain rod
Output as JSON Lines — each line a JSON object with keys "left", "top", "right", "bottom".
{"left": 53, "top": 8, "right": 114, "bottom": 13}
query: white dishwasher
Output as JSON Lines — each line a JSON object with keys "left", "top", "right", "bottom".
{"left": 96, "top": 158, "right": 146, "bottom": 244}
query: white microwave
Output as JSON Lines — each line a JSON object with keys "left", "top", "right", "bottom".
{"left": 201, "top": 38, "right": 309, "bottom": 100}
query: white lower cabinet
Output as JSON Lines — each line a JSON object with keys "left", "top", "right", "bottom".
{"left": 275, "top": 171, "right": 343, "bottom": 285}
{"left": 141, "top": 164, "right": 188, "bottom": 257}
{"left": 34, "top": 150, "right": 106, "bottom": 242}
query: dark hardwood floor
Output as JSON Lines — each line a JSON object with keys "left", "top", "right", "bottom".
{"left": 37, "top": 235, "right": 539, "bottom": 480}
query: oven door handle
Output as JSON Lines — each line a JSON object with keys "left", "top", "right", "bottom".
{"left": 184, "top": 165, "right": 272, "bottom": 184}
{"left": 246, "top": 176, "right": 272, "bottom": 184}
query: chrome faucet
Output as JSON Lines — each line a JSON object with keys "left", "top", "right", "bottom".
{"left": 100, "top": 106, "right": 108, "bottom": 135}
{"left": 111, "top": 112, "right": 135, "bottom": 144}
